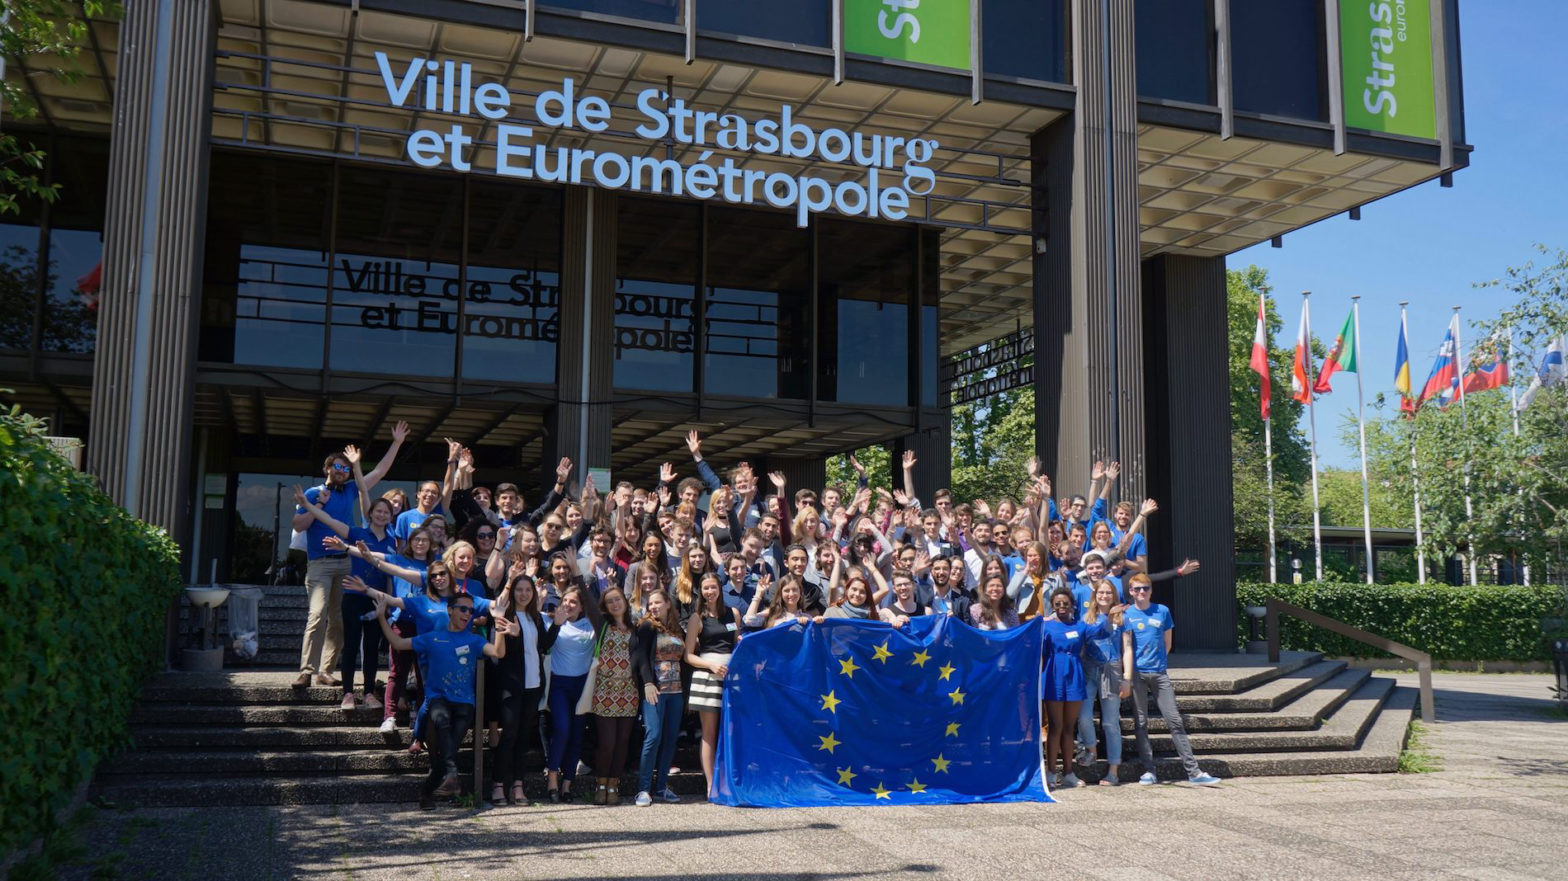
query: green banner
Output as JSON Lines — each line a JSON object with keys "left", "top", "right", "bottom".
{"left": 1340, "top": 0, "right": 1437, "bottom": 139}
{"left": 843, "top": 0, "right": 972, "bottom": 71}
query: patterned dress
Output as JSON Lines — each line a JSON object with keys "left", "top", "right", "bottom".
{"left": 590, "top": 626, "right": 638, "bottom": 717}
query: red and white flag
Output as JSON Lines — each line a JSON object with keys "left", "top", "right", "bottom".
{"left": 1250, "top": 295, "right": 1272, "bottom": 419}
{"left": 1291, "top": 302, "right": 1314, "bottom": 404}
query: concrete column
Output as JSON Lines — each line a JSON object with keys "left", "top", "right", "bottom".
{"left": 1031, "top": 0, "right": 1144, "bottom": 503}
{"left": 87, "top": 0, "right": 216, "bottom": 541}
{"left": 1142, "top": 254, "right": 1237, "bottom": 651}
{"left": 546, "top": 187, "right": 616, "bottom": 486}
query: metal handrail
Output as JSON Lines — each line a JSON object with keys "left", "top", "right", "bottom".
{"left": 1266, "top": 597, "right": 1434, "bottom": 724}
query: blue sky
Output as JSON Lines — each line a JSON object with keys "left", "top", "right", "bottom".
{"left": 1231, "top": 0, "right": 1568, "bottom": 469}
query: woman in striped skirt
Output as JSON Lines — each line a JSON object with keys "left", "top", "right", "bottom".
{"left": 683, "top": 572, "right": 741, "bottom": 798}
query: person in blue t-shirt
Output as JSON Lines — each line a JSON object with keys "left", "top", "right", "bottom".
{"left": 1123, "top": 574, "right": 1220, "bottom": 787}
{"left": 1076, "top": 579, "right": 1134, "bottom": 785}
{"left": 289, "top": 428, "right": 407, "bottom": 689}
{"left": 375, "top": 590, "right": 516, "bottom": 807}
{"left": 1041, "top": 586, "right": 1108, "bottom": 789}
{"left": 1069, "top": 551, "right": 1124, "bottom": 619}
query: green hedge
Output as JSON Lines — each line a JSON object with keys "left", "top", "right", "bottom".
{"left": 1237, "top": 582, "right": 1567, "bottom": 662}
{"left": 0, "top": 405, "right": 181, "bottom": 861}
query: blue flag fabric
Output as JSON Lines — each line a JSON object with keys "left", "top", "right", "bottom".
{"left": 712, "top": 615, "right": 1051, "bottom": 807}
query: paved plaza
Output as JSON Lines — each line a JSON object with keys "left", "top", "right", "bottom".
{"left": 55, "top": 672, "right": 1568, "bottom": 881}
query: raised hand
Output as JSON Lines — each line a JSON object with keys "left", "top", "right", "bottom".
{"left": 390, "top": 420, "right": 410, "bottom": 445}
{"left": 848, "top": 452, "right": 866, "bottom": 475}
{"left": 1026, "top": 455, "right": 1040, "bottom": 478}
{"left": 555, "top": 457, "right": 573, "bottom": 484}
{"left": 892, "top": 488, "right": 911, "bottom": 507}
{"left": 974, "top": 498, "right": 992, "bottom": 518}
{"left": 343, "top": 445, "right": 362, "bottom": 466}
{"left": 496, "top": 616, "right": 521, "bottom": 637}
{"left": 1140, "top": 498, "right": 1158, "bottom": 517}
{"left": 768, "top": 470, "right": 786, "bottom": 491}
{"left": 832, "top": 508, "right": 849, "bottom": 528}
{"left": 685, "top": 429, "right": 702, "bottom": 458}
{"left": 659, "top": 462, "right": 676, "bottom": 484}
{"left": 1040, "top": 474, "right": 1052, "bottom": 497}
{"left": 1177, "top": 558, "right": 1201, "bottom": 576}
{"left": 291, "top": 484, "right": 308, "bottom": 507}
{"left": 1091, "top": 460, "right": 1105, "bottom": 480}
{"left": 459, "top": 447, "right": 475, "bottom": 474}
{"left": 525, "top": 557, "right": 540, "bottom": 577}
{"left": 901, "top": 450, "right": 917, "bottom": 470}
{"left": 853, "top": 486, "right": 871, "bottom": 512}
{"left": 1106, "top": 461, "right": 1122, "bottom": 480}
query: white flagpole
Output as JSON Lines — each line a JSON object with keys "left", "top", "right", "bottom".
{"left": 1454, "top": 307, "right": 1478, "bottom": 586}
{"left": 1507, "top": 325, "right": 1529, "bottom": 586}
{"left": 1403, "top": 303, "right": 1426, "bottom": 584}
{"left": 1352, "top": 298, "right": 1374, "bottom": 584}
{"left": 1263, "top": 295, "right": 1278, "bottom": 584}
{"left": 1303, "top": 291, "right": 1324, "bottom": 582}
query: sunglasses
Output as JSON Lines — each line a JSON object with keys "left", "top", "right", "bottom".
{"left": 451, "top": 605, "right": 474, "bottom": 615}
{"left": 430, "top": 572, "right": 450, "bottom": 579}
{"left": 477, "top": 532, "right": 495, "bottom": 540}
{"left": 1129, "top": 585, "right": 1151, "bottom": 592}
{"left": 331, "top": 463, "right": 351, "bottom": 473}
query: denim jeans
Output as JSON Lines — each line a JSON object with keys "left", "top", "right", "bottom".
{"left": 638, "top": 692, "right": 684, "bottom": 794}
{"left": 1076, "top": 658, "right": 1125, "bottom": 766}
{"left": 1130, "top": 670, "right": 1201, "bottom": 778}
{"left": 546, "top": 673, "right": 588, "bottom": 779}
{"left": 425, "top": 698, "right": 474, "bottom": 793}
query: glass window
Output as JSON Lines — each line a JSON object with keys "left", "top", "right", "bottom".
{"left": 231, "top": 472, "right": 314, "bottom": 584}
{"left": 697, "top": 0, "right": 831, "bottom": 47}
{"left": 34, "top": 138, "right": 108, "bottom": 354}
{"left": 331, "top": 167, "right": 463, "bottom": 377}
{"left": 542, "top": 0, "right": 681, "bottom": 25}
{"left": 614, "top": 197, "right": 698, "bottom": 393}
{"left": 0, "top": 216, "right": 41, "bottom": 352}
{"left": 704, "top": 206, "right": 810, "bottom": 399}
{"left": 818, "top": 218, "right": 911, "bottom": 407}
{"left": 463, "top": 180, "right": 563, "bottom": 384}
{"left": 983, "top": 0, "right": 1069, "bottom": 84}
{"left": 202, "top": 154, "right": 333, "bottom": 369}
{"left": 1136, "top": 0, "right": 1213, "bottom": 104}
{"left": 1230, "top": 0, "right": 1326, "bottom": 121}
{"left": 920, "top": 229, "right": 940, "bottom": 408}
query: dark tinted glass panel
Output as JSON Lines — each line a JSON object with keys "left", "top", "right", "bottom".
{"left": 39, "top": 139, "right": 107, "bottom": 353}
{"left": 543, "top": 0, "right": 681, "bottom": 24}
{"left": 202, "top": 154, "right": 332, "bottom": 369}
{"left": 1230, "top": 0, "right": 1326, "bottom": 121}
{"left": 0, "top": 217, "right": 41, "bottom": 352}
{"left": 920, "top": 228, "right": 940, "bottom": 408}
{"left": 697, "top": 0, "right": 831, "bottom": 47}
{"left": 615, "top": 197, "right": 697, "bottom": 393}
{"left": 704, "top": 206, "right": 810, "bottom": 399}
{"left": 1136, "top": 0, "right": 1213, "bottom": 104}
{"left": 818, "top": 218, "right": 911, "bottom": 406}
{"left": 983, "top": 0, "right": 1068, "bottom": 83}
{"left": 232, "top": 472, "right": 314, "bottom": 584}
{"left": 331, "top": 167, "right": 463, "bottom": 377}
{"left": 463, "top": 180, "right": 562, "bottom": 384}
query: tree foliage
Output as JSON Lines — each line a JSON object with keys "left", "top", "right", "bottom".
{"left": 950, "top": 385, "right": 1036, "bottom": 504}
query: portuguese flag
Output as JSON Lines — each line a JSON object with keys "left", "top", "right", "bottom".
{"left": 1313, "top": 308, "right": 1358, "bottom": 394}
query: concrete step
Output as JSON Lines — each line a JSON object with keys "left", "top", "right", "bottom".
{"left": 100, "top": 748, "right": 436, "bottom": 776}
{"left": 132, "top": 725, "right": 406, "bottom": 750}
{"left": 141, "top": 682, "right": 392, "bottom": 705}
{"left": 1120, "top": 667, "right": 1370, "bottom": 733}
{"left": 1118, "top": 676, "right": 1395, "bottom": 755}
{"left": 1165, "top": 650, "right": 1321, "bottom": 695}
{"left": 131, "top": 704, "right": 399, "bottom": 727}
{"left": 1170, "top": 659, "right": 1347, "bottom": 713}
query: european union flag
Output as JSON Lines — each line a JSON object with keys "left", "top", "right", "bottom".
{"left": 712, "top": 615, "right": 1051, "bottom": 807}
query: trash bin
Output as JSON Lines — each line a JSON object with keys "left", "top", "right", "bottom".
{"left": 227, "top": 586, "right": 264, "bottom": 661}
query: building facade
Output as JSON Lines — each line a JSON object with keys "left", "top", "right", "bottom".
{"left": 0, "top": 0, "right": 1467, "bottom": 649}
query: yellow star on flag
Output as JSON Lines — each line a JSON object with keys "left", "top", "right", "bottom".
{"left": 819, "top": 690, "right": 841, "bottom": 713}
{"left": 817, "top": 732, "right": 842, "bottom": 754}
{"left": 910, "top": 649, "right": 931, "bottom": 668}
{"left": 836, "top": 766, "right": 857, "bottom": 786}
{"left": 948, "top": 688, "right": 966, "bottom": 705}
{"left": 872, "top": 781, "right": 892, "bottom": 800}
{"left": 931, "top": 754, "right": 951, "bottom": 773}
{"left": 938, "top": 662, "right": 956, "bottom": 681}
{"left": 945, "top": 722, "right": 961, "bottom": 737}
{"left": 839, "top": 656, "right": 860, "bottom": 678}
{"left": 905, "top": 778, "right": 928, "bottom": 794}
{"left": 871, "top": 641, "right": 893, "bottom": 663}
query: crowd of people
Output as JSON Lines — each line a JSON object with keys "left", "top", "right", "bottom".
{"left": 289, "top": 426, "right": 1216, "bottom": 807}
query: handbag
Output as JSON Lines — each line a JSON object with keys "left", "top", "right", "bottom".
{"left": 573, "top": 624, "right": 608, "bottom": 715}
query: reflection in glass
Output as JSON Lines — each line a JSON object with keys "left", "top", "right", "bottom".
{"left": 1231, "top": 0, "right": 1326, "bottom": 121}
{"left": 615, "top": 197, "right": 698, "bottom": 392}
{"left": 704, "top": 207, "right": 809, "bottom": 399}
{"left": 0, "top": 221, "right": 41, "bottom": 351}
{"left": 231, "top": 472, "right": 313, "bottom": 584}
{"left": 818, "top": 218, "right": 911, "bottom": 407}
{"left": 203, "top": 153, "right": 332, "bottom": 368}
{"left": 41, "top": 139, "right": 108, "bottom": 353}
{"left": 1136, "top": 0, "right": 1213, "bottom": 104}
{"left": 697, "top": 0, "right": 830, "bottom": 47}
{"left": 464, "top": 180, "right": 562, "bottom": 383}
{"left": 542, "top": 0, "right": 681, "bottom": 24}
{"left": 331, "top": 167, "right": 462, "bottom": 377}
{"left": 983, "top": 0, "right": 1069, "bottom": 84}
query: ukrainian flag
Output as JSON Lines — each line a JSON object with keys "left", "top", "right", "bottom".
{"left": 1395, "top": 313, "right": 1413, "bottom": 412}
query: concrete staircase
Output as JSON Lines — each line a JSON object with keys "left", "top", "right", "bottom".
{"left": 105, "top": 589, "right": 1417, "bottom": 806}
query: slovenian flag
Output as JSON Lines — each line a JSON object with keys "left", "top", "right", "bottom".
{"left": 1291, "top": 303, "right": 1313, "bottom": 404}
{"left": 1516, "top": 336, "right": 1566, "bottom": 411}
{"left": 1394, "top": 313, "right": 1414, "bottom": 415}
{"left": 1461, "top": 335, "right": 1510, "bottom": 395}
{"left": 1250, "top": 295, "right": 1272, "bottom": 419}
{"left": 1313, "top": 308, "right": 1357, "bottom": 394}
{"left": 1417, "top": 315, "right": 1462, "bottom": 410}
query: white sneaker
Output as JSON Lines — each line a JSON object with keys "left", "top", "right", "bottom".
{"left": 1138, "top": 772, "right": 1157, "bottom": 785}
{"left": 340, "top": 693, "right": 358, "bottom": 710}
{"left": 635, "top": 791, "right": 653, "bottom": 807}
{"left": 378, "top": 717, "right": 397, "bottom": 735}
{"left": 1188, "top": 772, "right": 1221, "bottom": 786}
